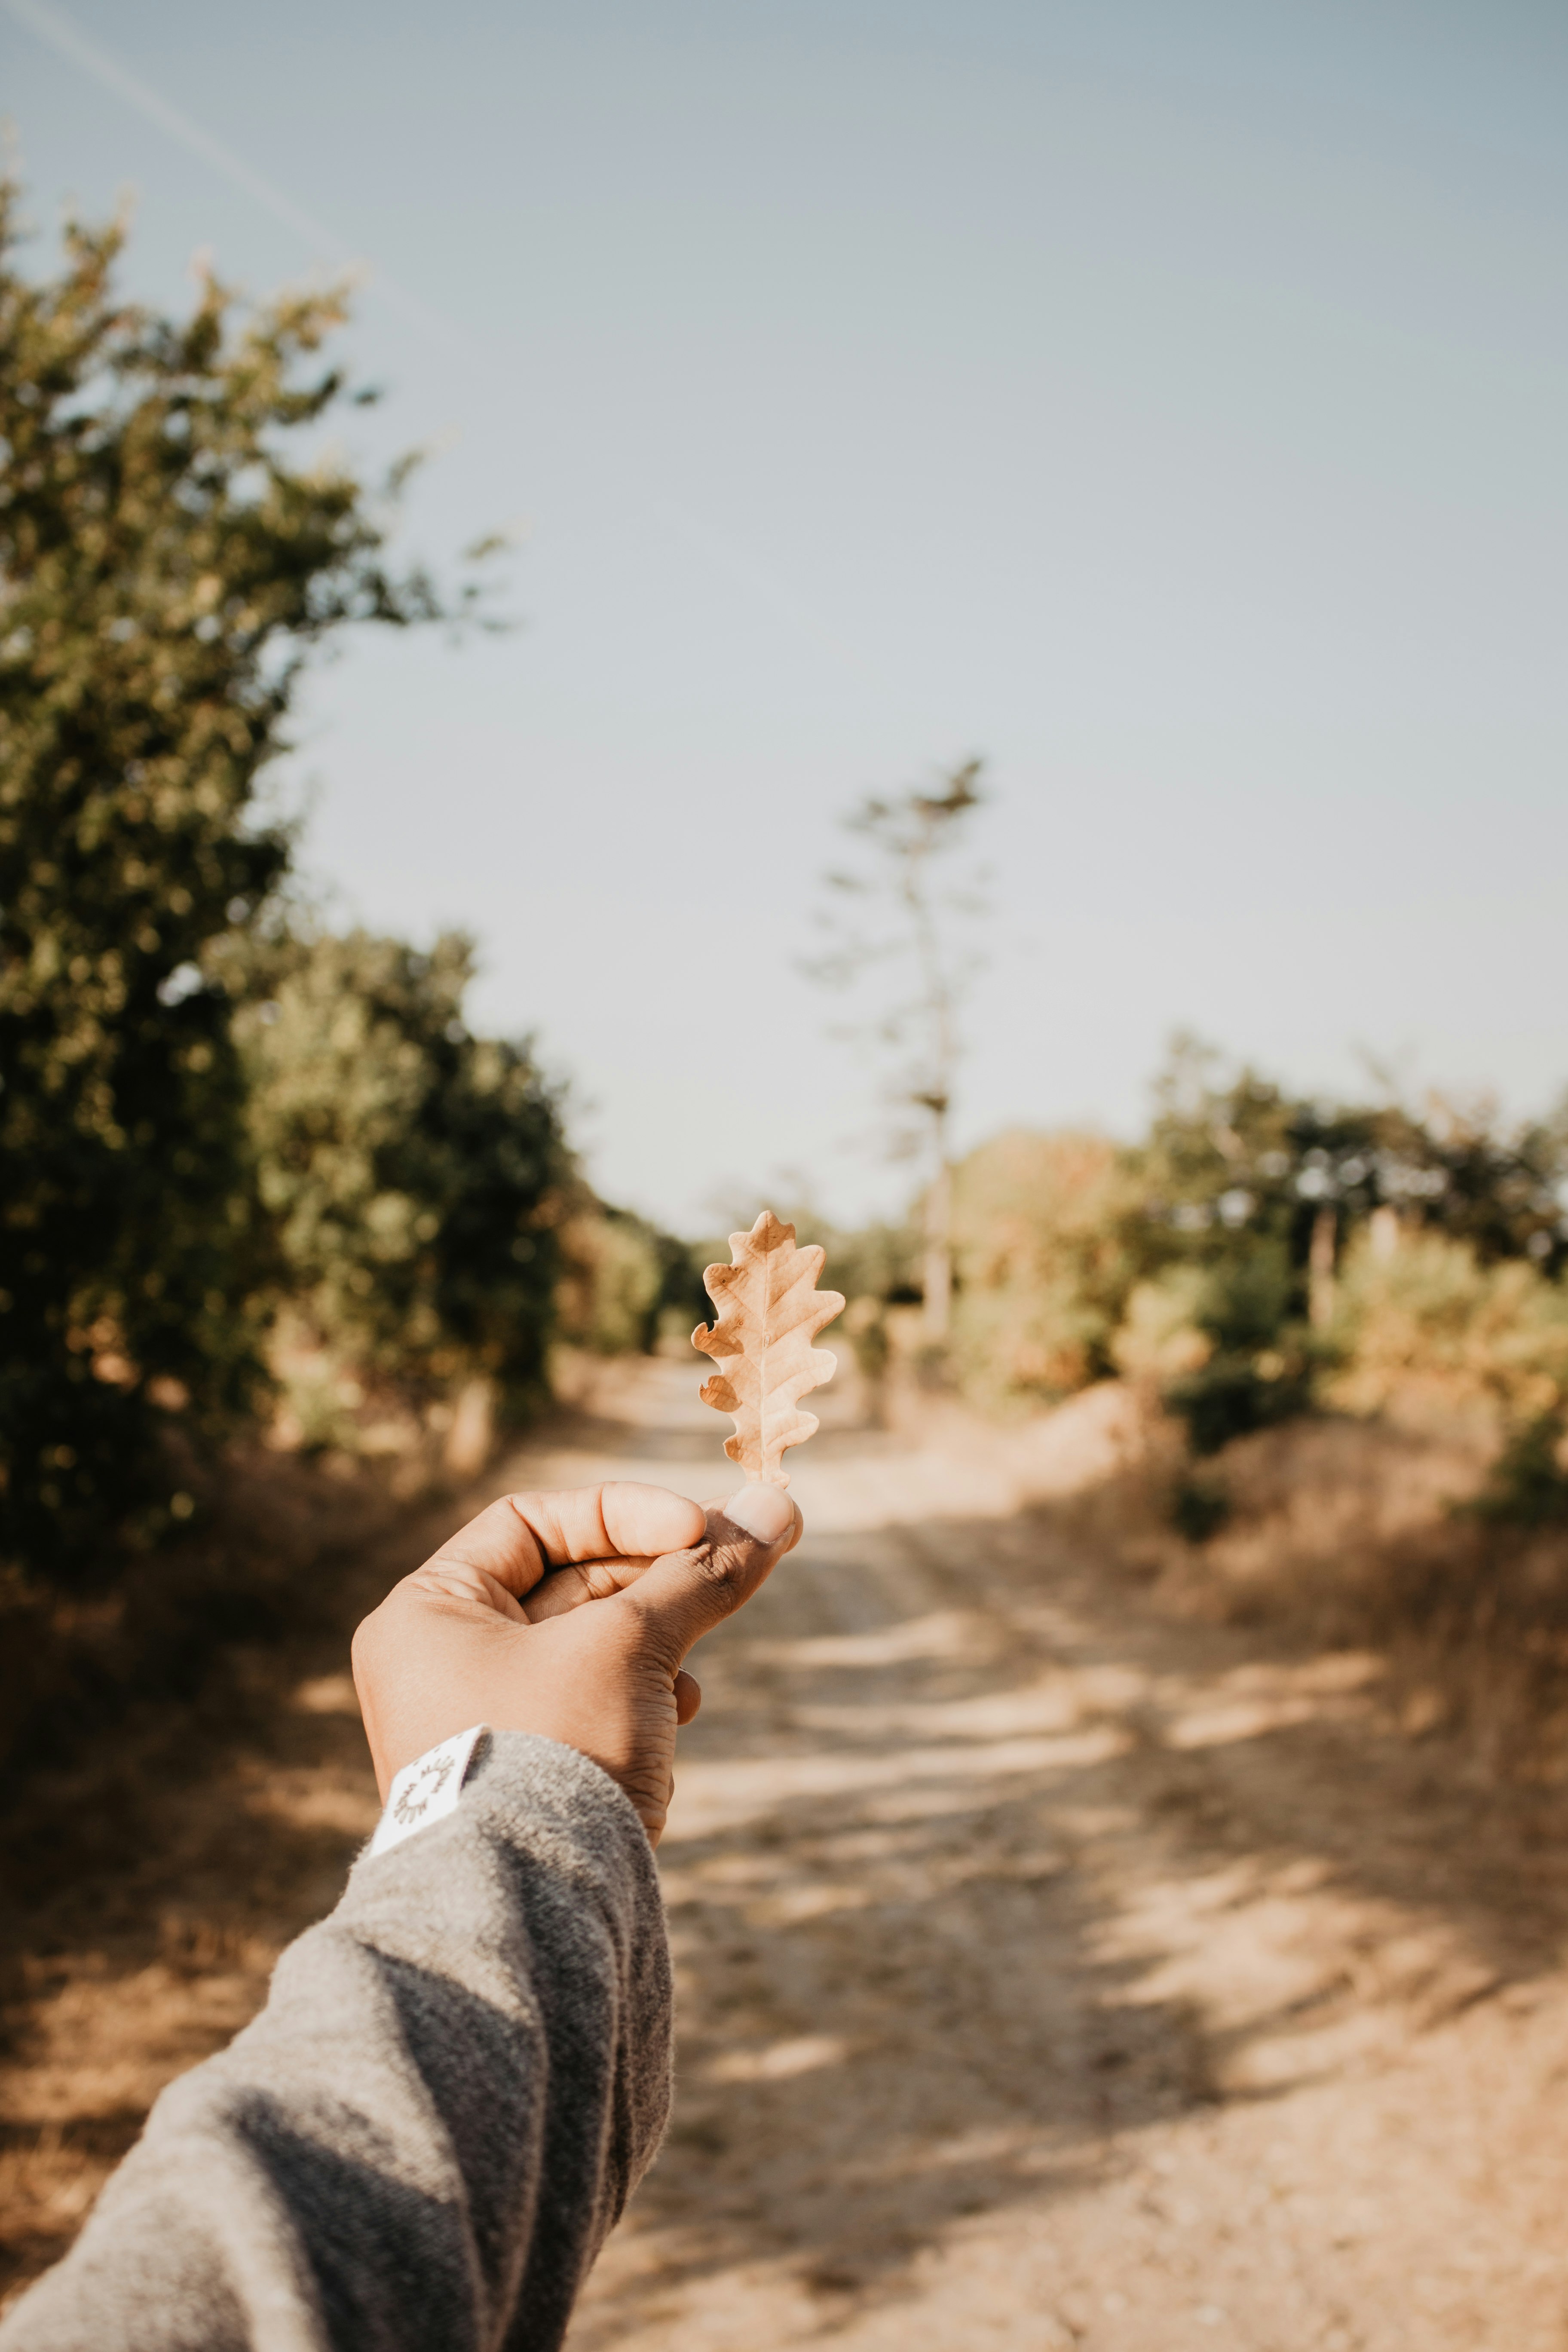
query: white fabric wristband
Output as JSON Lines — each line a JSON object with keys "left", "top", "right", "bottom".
{"left": 367, "top": 1723, "right": 487, "bottom": 1858}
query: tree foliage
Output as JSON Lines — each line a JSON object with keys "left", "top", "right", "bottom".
{"left": 824, "top": 1033, "right": 1568, "bottom": 1459}
{"left": 1136, "top": 1034, "right": 1567, "bottom": 1276}
{"left": 555, "top": 1207, "right": 672, "bottom": 1357}
{"left": 231, "top": 928, "right": 570, "bottom": 1404}
{"left": 0, "top": 185, "right": 448, "bottom": 1577}
{"left": 1126, "top": 1036, "right": 1568, "bottom": 1451}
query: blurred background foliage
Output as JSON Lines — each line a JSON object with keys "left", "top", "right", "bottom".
{"left": 230, "top": 925, "right": 569, "bottom": 1410}
{"left": 949, "top": 1130, "right": 1139, "bottom": 1407}
{"left": 937, "top": 1041, "right": 1568, "bottom": 1469}
{"left": 0, "top": 181, "right": 426, "bottom": 1581}
{"left": 555, "top": 1205, "right": 688, "bottom": 1359}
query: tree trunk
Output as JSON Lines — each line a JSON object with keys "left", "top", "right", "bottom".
{"left": 1369, "top": 1203, "right": 1401, "bottom": 1262}
{"left": 444, "top": 1375, "right": 496, "bottom": 1479}
{"left": 923, "top": 1155, "right": 952, "bottom": 1343}
{"left": 1308, "top": 1205, "right": 1338, "bottom": 1331}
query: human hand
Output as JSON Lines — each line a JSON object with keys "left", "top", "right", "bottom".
{"left": 351, "top": 1479, "right": 801, "bottom": 1842}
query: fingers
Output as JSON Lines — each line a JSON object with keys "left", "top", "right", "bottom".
{"left": 674, "top": 1669, "right": 702, "bottom": 1725}
{"left": 521, "top": 1485, "right": 806, "bottom": 1621}
{"left": 622, "top": 1484, "right": 803, "bottom": 1661}
{"left": 416, "top": 1482, "right": 707, "bottom": 1604}
{"left": 701, "top": 1487, "right": 805, "bottom": 1560}
{"left": 521, "top": 1553, "right": 658, "bottom": 1622}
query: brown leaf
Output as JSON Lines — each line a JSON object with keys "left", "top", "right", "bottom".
{"left": 692, "top": 1211, "right": 846, "bottom": 1486}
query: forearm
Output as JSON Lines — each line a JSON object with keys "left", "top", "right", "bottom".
{"left": 0, "top": 1732, "right": 672, "bottom": 2352}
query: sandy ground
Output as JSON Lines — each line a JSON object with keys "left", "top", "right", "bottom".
{"left": 8, "top": 1357, "right": 1568, "bottom": 2347}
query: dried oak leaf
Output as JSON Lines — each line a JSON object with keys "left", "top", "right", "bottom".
{"left": 692, "top": 1210, "right": 845, "bottom": 1487}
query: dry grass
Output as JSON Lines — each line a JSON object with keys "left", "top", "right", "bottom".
{"left": 1039, "top": 1387, "right": 1568, "bottom": 1779}
{"left": 0, "top": 1441, "right": 469, "bottom": 2309}
{"left": 0, "top": 1445, "right": 399, "bottom": 1785}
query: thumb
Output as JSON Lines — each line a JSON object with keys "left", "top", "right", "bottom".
{"left": 623, "top": 1485, "right": 800, "bottom": 1662}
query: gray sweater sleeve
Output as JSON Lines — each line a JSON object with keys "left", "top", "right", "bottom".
{"left": 0, "top": 1731, "right": 673, "bottom": 2352}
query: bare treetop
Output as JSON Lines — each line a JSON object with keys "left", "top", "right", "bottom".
{"left": 805, "top": 759, "right": 989, "bottom": 1341}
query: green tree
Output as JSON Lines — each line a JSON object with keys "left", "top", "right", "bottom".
{"left": 556, "top": 1206, "right": 667, "bottom": 1357}
{"left": 232, "top": 927, "right": 570, "bottom": 1408}
{"left": 1137, "top": 1035, "right": 1568, "bottom": 1284}
{"left": 0, "top": 185, "right": 456, "bottom": 1578}
{"left": 1125, "top": 1036, "right": 1568, "bottom": 1451}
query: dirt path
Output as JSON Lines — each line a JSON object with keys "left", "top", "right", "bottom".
{"left": 9, "top": 1358, "right": 1568, "bottom": 2347}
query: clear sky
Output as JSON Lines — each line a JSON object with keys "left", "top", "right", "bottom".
{"left": 5, "top": 0, "right": 1565, "bottom": 1229}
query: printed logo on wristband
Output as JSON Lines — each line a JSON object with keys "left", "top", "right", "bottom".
{"left": 368, "top": 1724, "right": 487, "bottom": 1857}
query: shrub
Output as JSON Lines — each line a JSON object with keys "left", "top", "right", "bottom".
{"left": 1467, "top": 1413, "right": 1568, "bottom": 1528}
{"left": 556, "top": 1207, "right": 665, "bottom": 1355}
{"left": 232, "top": 927, "right": 569, "bottom": 1412}
{"left": 1110, "top": 1267, "right": 1212, "bottom": 1386}
{"left": 1170, "top": 1472, "right": 1232, "bottom": 1544}
{"left": 1112, "top": 1241, "right": 1315, "bottom": 1455}
{"left": 949, "top": 1130, "right": 1139, "bottom": 1406}
{"left": 1327, "top": 1228, "right": 1568, "bottom": 1424}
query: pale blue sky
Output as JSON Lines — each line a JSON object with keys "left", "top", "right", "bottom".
{"left": 5, "top": 0, "right": 1565, "bottom": 1226}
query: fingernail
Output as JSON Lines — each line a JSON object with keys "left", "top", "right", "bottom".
{"left": 722, "top": 1484, "right": 794, "bottom": 1542}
